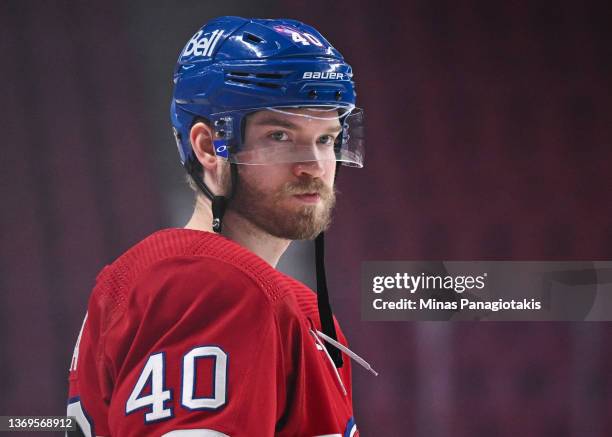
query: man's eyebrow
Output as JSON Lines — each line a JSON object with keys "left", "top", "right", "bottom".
{"left": 252, "top": 116, "right": 298, "bottom": 129}
{"left": 325, "top": 125, "right": 343, "bottom": 134}
{"left": 253, "top": 116, "right": 343, "bottom": 133}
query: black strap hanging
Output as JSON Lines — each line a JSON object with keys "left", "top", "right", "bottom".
{"left": 315, "top": 232, "right": 343, "bottom": 368}
{"left": 211, "top": 196, "right": 227, "bottom": 232}
{"left": 189, "top": 163, "right": 237, "bottom": 233}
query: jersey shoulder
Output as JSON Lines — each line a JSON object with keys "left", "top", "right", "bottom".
{"left": 90, "top": 228, "right": 294, "bottom": 327}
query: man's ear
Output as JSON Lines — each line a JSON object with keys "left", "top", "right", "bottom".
{"left": 190, "top": 122, "right": 217, "bottom": 171}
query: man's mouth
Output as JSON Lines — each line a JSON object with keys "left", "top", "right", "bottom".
{"left": 293, "top": 192, "right": 321, "bottom": 204}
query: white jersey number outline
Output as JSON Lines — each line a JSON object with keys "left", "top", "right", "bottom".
{"left": 181, "top": 346, "right": 228, "bottom": 410}
{"left": 125, "top": 352, "right": 172, "bottom": 423}
{"left": 125, "top": 346, "right": 228, "bottom": 423}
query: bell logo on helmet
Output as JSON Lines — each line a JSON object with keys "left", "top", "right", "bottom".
{"left": 182, "top": 29, "right": 224, "bottom": 58}
{"left": 303, "top": 72, "right": 345, "bottom": 80}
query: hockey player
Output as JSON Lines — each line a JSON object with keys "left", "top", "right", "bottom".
{"left": 67, "top": 16, "right": 369, "bottom": 436}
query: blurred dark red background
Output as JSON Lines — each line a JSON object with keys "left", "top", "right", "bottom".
{"left": 1, "top": 1, "right": 611, "bottom": 436}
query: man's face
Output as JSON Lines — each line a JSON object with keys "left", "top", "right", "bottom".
{"left": 227, "top": 108, "right": 340, "bottom": 240}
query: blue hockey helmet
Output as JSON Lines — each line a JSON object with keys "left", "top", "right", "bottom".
{"left": 170, "top": 16, "right": 364, "bottom": 169}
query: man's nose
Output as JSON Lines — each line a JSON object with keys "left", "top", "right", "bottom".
{"left": 291, "top": 158, "right": 325, "bottom": 178}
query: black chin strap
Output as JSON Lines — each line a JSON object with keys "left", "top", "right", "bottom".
{"left": 315, "top": 232, "right": 343, "bottom": 368}
{"left": 188, "top": 162, "right": 237, "bottom": 233}
{"left": 314, "top": 161, "right": 343, "bottom": 368}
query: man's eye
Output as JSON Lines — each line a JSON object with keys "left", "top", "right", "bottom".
{"left": 269, "top": 131, "right": 289, "bottom": 141}
{"left": 318, "top": 135, "right": 336, "bottom": 146}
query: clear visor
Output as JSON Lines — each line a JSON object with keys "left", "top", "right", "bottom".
{"left": 210, "top": 105, "right": 364, "bottom": 167}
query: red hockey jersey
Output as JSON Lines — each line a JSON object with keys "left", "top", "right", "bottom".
{"left": 67, "top": 229, "right": 358, "bottom": 436}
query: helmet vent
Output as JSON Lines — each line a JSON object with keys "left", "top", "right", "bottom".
{"left": 228, "top": 71, "right": 286, "bottom": 80}
{"left": 255, "top": 81, "right": 281, "bottom": 89}
{"left": 226, "top": 77, "right": 281, "bottom": 89}
{"left": 226, "top": 71, "right": 287, "bottom": 89}
{"left": 243, "top": 32, "right": 264, "bottom": 44}
{"left": 255, "top": 72, "right": 284, "bottom": 79}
